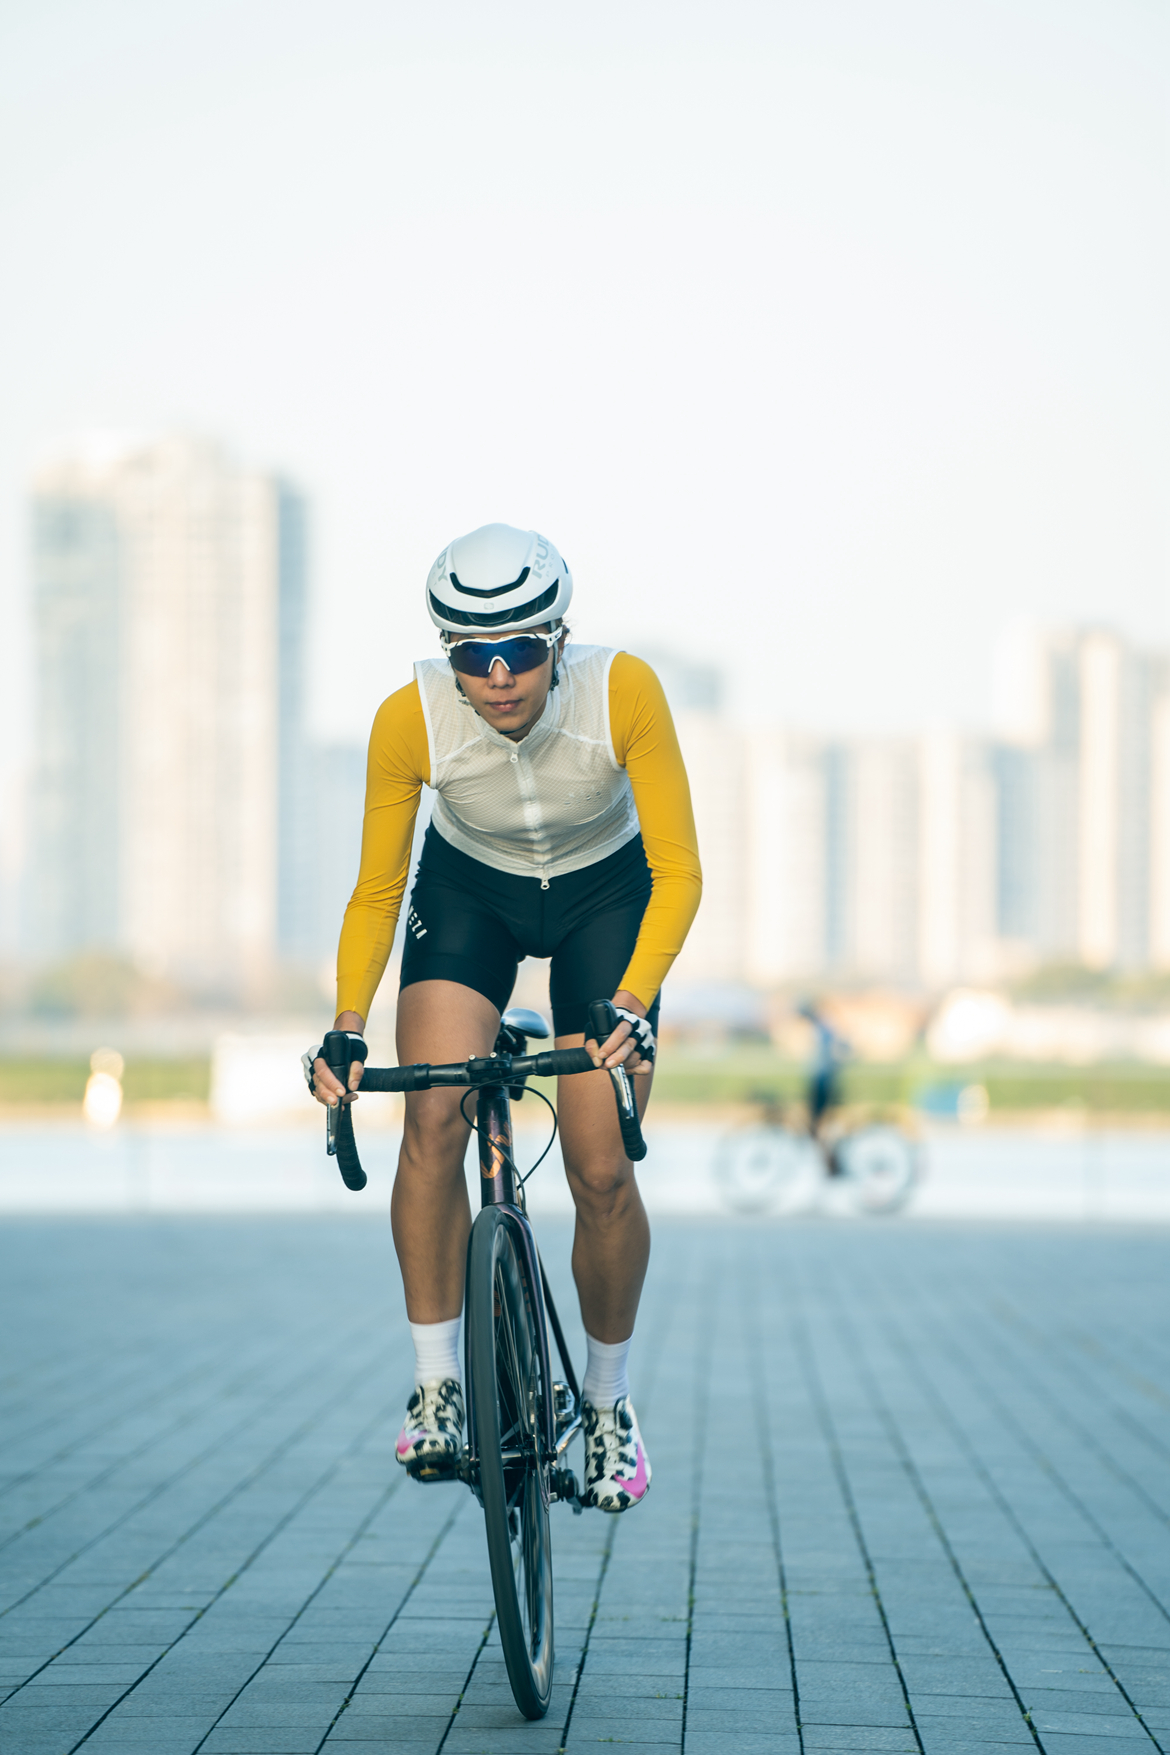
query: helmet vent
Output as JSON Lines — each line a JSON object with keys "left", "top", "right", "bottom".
{"left": 430, "top": 579, "right": 560, "bottom": 629}
{"left": 448, "top": 565, "right": 531, "bottom": 599}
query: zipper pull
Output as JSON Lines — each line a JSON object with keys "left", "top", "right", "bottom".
{"left": 540, "top": 878, "right": 550, "bottom": 891}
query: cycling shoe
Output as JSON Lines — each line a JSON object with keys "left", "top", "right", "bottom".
{"left": 582, "top": 1395, "right": 651, "bottom": 1512}
{"left": 396, "top": 1378, "right": 464, "bottom": 1470}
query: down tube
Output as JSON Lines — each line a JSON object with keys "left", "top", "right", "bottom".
{"left": 477, "top": 1085, "right": 517, "bottom": 1207}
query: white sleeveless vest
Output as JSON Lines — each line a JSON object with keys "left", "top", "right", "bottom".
{"left": 414, "top": 644, "right": 640, "bottom": 885}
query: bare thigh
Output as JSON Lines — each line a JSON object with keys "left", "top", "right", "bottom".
{"left": 555, "top": 1032, "right": 653, "bottom": 1181}
{"left": 391, "top": 980, "right": 500, "bottom": 1323}
{"left": 554, "top": 1032, "right": 653, "bottom": 1340}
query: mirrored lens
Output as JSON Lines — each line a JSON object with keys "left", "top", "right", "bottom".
{"left": 446, "top": 636, "right": 550, "bottom": 678}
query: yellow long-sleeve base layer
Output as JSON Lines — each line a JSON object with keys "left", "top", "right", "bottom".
{"left": 335, "top": 653, "right": 702, "bottom": 1024}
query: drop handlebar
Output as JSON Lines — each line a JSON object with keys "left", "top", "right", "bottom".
{"left": 320, "top": 998, "right": 647, "bottom": 1193}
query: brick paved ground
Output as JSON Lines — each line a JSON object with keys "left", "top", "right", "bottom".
{"left": 2, "top": 1215, "right": 1169, "bottom": 1754}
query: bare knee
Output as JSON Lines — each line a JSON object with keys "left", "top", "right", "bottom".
{"left": 565, "top": 1152, "right": 635, "bottom": 1221}
{"left": 400, "top": 1101, "right": 469, "bottom": 1186}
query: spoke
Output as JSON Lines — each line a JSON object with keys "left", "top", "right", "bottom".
{"left": 495, "top": 1265, "right": 530, "bottom": 1441}
{"left": 500, "top": 1304, "right": 525, "bottom": 1405}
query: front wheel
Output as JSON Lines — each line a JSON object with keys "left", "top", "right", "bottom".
{"left": 466, "top": 1206, "right": 554, "bottom": 1719}
{"left": 714, "top": 1124, "right": 818, "bottom": 1215}
{"left": 833, "top": 1124, "right": 920, "bottom": 1214}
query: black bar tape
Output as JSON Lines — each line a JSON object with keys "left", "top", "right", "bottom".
{"left": 332, "top": 1097, "right": 367, "bottom": 1191}
{"left": 587, "top": 1000, "right": 647, "bottom": 1162}
{"left": 359, "top": 1065, "right": 432, "bottom": 1092}
{"left": 322, "top": 1031, "right": 368, "bottom": 1191}
{"left": 524, "top": 1047, "right": 595, "bottom": 1077}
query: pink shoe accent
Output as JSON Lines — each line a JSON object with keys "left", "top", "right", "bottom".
{"left": 619, "top": 1444, "right": 649, "bottom": 1500}
{"left": 396, "top": 1428, "right": 417, "bottom": 1458}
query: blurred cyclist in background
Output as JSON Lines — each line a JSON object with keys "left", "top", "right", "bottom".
{"left": 798, "top": 999, "right": 851, "bottom": 1135}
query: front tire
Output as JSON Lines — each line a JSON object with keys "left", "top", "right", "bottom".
{"left": 833, "top": 1124, "right": 920, "bottom": 1213}
{"left": 715, "top": 1124, "right": 817, "bottom": 1215}
{"left": 466, "top": 1206, "right": 554, "bottom": 1719}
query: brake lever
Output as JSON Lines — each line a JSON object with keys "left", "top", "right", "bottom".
{"left": 609, "top": 1062, "right": 636, "bottom": 1115}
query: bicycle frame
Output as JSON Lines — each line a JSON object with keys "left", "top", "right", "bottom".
{"left": 463, "top": 1078, "right": 584, "bottom": 1500}
{"left": 318, "top": 997, "right": 642, "bottom": 1499}
{"left": 318, "top": 1002, "right": 644, "bottom": 1717}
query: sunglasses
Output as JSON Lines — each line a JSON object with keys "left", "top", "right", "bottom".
{"left": 442, "top": 629, "right": 561, "bottom": 679}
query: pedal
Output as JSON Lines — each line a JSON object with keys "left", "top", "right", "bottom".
{"left": 551, "top": 1466, "right": 584, "bottom": 1512}
{"left": 406, "top": 1447, "right": 475, "bottom": 1487}
{"left": 405, "top": 1457, "right": 460, "bottom": 1484}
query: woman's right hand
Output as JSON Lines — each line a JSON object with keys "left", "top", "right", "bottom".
{"left": 311, "top": 1013, "right": 367, "bottom": 1108}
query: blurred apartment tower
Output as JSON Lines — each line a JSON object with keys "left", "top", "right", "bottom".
{"left": 643, "top": 652, "right": 751, "bottom": 984}
{"left": 995, "top": 625, "right": 1170, "bottom": 973}
{"left": 671, "top": 708, "right": 747, "bottom": 981}
{"left": 745, "top": 729, "right": 825, "bottom": 984}
{"left": 664, "top": 625, "right": 1170, "bottom": 993}
{"left": 287, "top": 743, "right": 367, "bottom": 967}
{"left": 827, "top": 739, "right": 920, "bottom": 982}
{"left": 1152, "top": 691, "right": 1170, "bottom": 968}
{"left": 27, "top": 434, "right": 353, "bottom": 999}
{"left": 916, "top": 734, "right": 999, "bottom": 986}
{"left": 272, "top": 484, "right": 365, "bottom": 966}
{"left": 663, "top": 666, "right": 999, "bottom": 992}
{"left": 744, "top": 733, "right": 996, "bottom": 989}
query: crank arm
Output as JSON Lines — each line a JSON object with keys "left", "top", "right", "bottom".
{"left": 555, "top": 1413, "right": 583, "bottom": 1456}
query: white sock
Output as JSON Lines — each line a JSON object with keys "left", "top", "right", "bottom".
{"left": 582, "top": 1332, "right": 632, "bottom": 1407}
{"left": 409, "top": 1317, "right": 462, "bottom": 1387}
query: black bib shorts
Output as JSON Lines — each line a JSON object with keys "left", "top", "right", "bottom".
{"left": 399, "top": 824, "right": 661, "bottom": 1039}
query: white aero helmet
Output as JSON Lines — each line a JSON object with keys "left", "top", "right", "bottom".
{"left": 426, "top": 523, "right": 573, "bottom": 633}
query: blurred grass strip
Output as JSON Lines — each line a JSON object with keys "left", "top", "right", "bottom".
{"left": 651, "top": 1054, "right": 1170, "bottom": 1112}
{"left": 0, "top": 1051, "right": 1165, "bottom": 1114}
{"left": 0, "top": 1058, "right": 211, "bottom": 1104}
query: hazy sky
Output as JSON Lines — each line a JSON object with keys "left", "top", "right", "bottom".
{"left": 0, "top": 0, "right": 1165, "bottom": 754}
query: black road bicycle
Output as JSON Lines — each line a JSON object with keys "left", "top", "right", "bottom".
{"left": 318, "top": 999, "right": 645, "bottom": 1720}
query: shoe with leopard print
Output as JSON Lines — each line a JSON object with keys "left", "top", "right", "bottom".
{"left": 396, "top": 1378, "right": 464, "bottom": 1471}
{"left": 582, "top": 1395, "right": 651, "bottom": 1512}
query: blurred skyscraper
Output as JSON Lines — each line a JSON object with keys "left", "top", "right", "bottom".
{"left": 27, "top": 506, "right": 1169, "bottom": 1005}
{"left": 669, "top": 624, "right": 1170, "bottom": 992}
{"left": 284, "top": 742, "right": 367, "bottom": 968}
{"left": 28, "top": 434, "right": 361, "bottom": 1001}
{"left": 272, "top": 489, "right": 366, "bottom": 969}
{"left": 994, "top": 626, "right": 1170, "bottom": 974}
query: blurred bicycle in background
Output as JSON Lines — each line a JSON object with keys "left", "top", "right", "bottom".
{"left": 715, "top": 1002, "right": 921, "bottom": 1216}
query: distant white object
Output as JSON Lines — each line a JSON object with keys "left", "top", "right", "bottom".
{"left": 83, "top": 1071, "right": 123, "bottom": 1129}
{"left": 928, "top": 989, "right": 1012, "bottom": 1062}
{"left": 211, "top": 1035, "right": 311, "bottom": 1125}
{"left": 83, "top": 1048, "right": 125, "bottom": 1129}
{"left": 992, "top": 619, "right": 1048, "bottom": 744}
{"left": 929, "top": 988, "right": 1170, "bottom": 1067}
{"left": 957, "top": 1084, "right": 990, "bottom": 1126}
{"left": 929, "top": 987, "right": 1170, "bottom": 1067}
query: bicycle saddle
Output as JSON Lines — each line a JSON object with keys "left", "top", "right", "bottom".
{"left": 501, "top": 1007, "right": 551, "bottom": 1040}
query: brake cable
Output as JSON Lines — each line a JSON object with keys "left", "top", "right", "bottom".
{"left": 458, "top": 1081, "right": 561, "bottom": 1189}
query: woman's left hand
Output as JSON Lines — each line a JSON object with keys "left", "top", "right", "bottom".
{"left": 587, "top": 990, "right": 656, "bottom": 1074}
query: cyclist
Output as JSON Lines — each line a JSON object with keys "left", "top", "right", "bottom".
{"left": 306, "top": 524, "right": 701, "bottom": 1513}
{"left": 798, "top": 999, "right": 850, "bottom": 1134}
